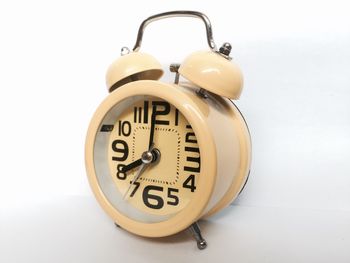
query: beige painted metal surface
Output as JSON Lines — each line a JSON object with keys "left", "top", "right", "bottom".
{"left": 179, "top": 51, "right": 244, "bottom": 99}
{"left": 106, "top": 52, "right": 163, "bottom": 92}
{"left": 85, "top": 78, "right": 251, "bottom": 237}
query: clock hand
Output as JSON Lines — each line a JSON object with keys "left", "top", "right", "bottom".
{"left": 148, "top": 105, "right": 157, "bottom": 150}
{"left": 122, "top": 148, "right": 161, "bottom": 199}
{"left": 123, "top": 163, "right": 147, "bottom": 200}
{"left": 122, "top": 158, "right": 143, "bottom": 173}
{"left": 122, "top": 148, "right": 160, "bottom": 173}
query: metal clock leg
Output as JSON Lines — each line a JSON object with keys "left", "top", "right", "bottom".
{"left": 189, "top": 222, "right": 207, "bottom": 250}
{"left": 114, "top": 222, "right": 121, "bottom": 228}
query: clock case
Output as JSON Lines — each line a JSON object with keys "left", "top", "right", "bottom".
{"left": 85, "top": 11, "right": 251, "bottom": 250}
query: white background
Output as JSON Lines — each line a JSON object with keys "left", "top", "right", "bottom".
{"left": 0, "top": 0, "right": 349, "bottom": 262}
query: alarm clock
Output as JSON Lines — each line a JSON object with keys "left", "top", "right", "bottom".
{"left": 85, "top": 10, "right": 251, "bottom": 249}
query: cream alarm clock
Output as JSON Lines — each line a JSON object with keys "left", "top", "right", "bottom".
{"left": 85, "top": 10, "right": 251, "bottom": 249}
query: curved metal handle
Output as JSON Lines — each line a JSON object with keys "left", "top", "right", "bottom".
{"left": 132, "top": 10, "right": 217, "bottom": 52}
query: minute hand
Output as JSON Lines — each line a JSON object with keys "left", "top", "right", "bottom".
{"left": 148, "top": 105, "right": 157, "bottom": 150}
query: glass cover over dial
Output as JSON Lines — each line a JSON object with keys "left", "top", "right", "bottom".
{"left": 93, "top": 95, "right": 200, "bottom": 223}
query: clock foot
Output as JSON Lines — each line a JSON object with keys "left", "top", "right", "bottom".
{"left": 189, "top": 222, "right": 207, "bottom": 250}
{"left": 114, "top": 222, "right": 121, "bottom": 228}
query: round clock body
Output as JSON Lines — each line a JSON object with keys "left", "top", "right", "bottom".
{"left": 85, "top": 80, "right": 251, "bottom": 237}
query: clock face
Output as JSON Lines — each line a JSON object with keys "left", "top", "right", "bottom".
{"left": 93, "top": 95, "right": 200, "bottom": 223}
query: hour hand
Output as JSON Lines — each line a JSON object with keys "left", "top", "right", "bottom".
{"left": 122, "top": 158, "right": 143, "bottom": 173}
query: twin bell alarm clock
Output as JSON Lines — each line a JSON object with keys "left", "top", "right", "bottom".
{"left": 85, "top": 10, "right": 251, "bottom": 249}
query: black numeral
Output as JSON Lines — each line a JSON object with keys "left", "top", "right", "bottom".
{"left": 185, "top": 131, "right": 197, "bottom": 143}
{"left": 111, "top": 139, "right": 129, "bottom": 161}
{"left": 152, "top": 101, "right": 170, "bottom": 125}
{"left": 184, "top": 126, "right": 200, "bottom": 173}
{"left": 129, "top": 181, "right": 140, "bottom": 197}
{"left": 184, "top": 146, "right": 200, "bottom": 173}
{"left": 143, "top": 101, "right": 149, "bottom": 123}
{"left": 175, "top": 109, "right": 179, "bottom": 126}
{"left": 142, "top": 186, "right": 179, "bottom": 209}
{"left": 183, "top": 174, "right": 196, "bottom": 192}
{"left": 134, "top": 101, "right": 149, "bottom": 124}
{"left": 133, "top": 100, "right": 179, "bottom": 126}
{"left": 118, "top": 121, "right": 131, "bottom": 136}
{"left": 116, "top": 164, "right": 126, "bottom": 180}
{"left": 142, "top": 185, "right": 164, "bottom": 209}
{"left": 167, "top": 188, "right": 179, "bottom": 206}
